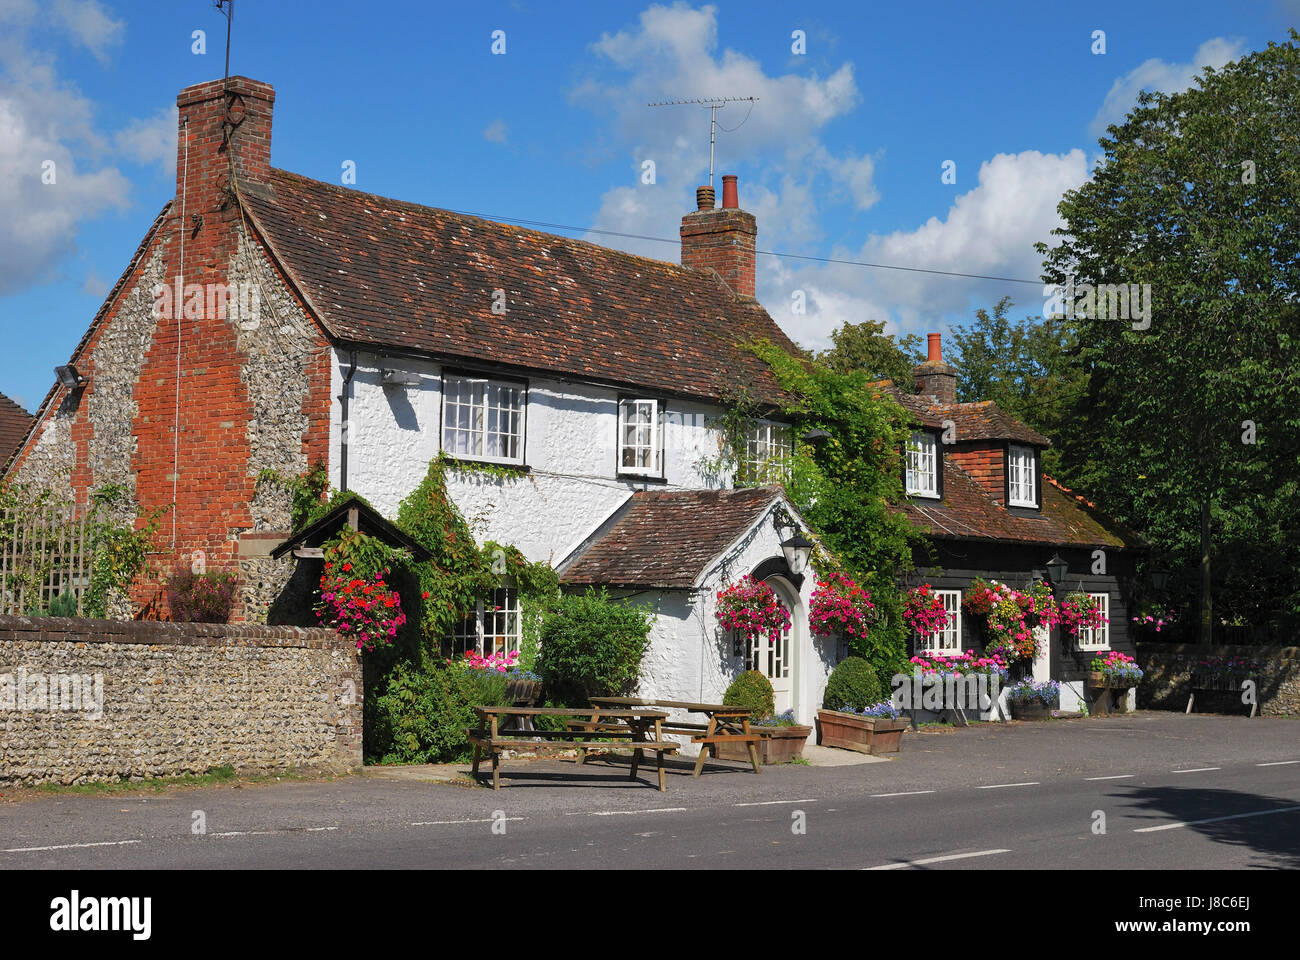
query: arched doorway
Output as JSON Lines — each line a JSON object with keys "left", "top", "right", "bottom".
{"left": 742, "top": 573, "right": 801, "bottom": 715}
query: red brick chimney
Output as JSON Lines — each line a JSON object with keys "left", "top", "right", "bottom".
{"left": 914, "top": 332, "right": 957, "bottom": 402}
{"left": 680, "top": 174, "right": 757, "bottom": 298}
{"left": 175, "top": 76, "right": 275, "bottom": 222}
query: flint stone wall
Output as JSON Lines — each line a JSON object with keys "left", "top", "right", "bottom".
{"left": 1136, "top": 642, "right": 1300, "bottom": 717}
{"left": 0, "top": 615, "right": 361, "bottom": 786}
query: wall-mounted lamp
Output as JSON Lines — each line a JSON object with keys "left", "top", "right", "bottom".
{"left": 1150, "top": 565, "right": 1169, "bottom": 591}
{"left": 54, "top": 364, "right": 87, "bottom": 389}
{"left": 780, "top": 531, "right": 814, "bottom": 576}
{"left": 800, "top": 428, "right": 831, "bottom": 445}
{"left": 1045, "top": 553, "right": 1068, "bottom": 585}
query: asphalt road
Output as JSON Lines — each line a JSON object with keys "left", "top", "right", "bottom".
{"left": 2, "top": 712, "right": 1297, "bottom": 869}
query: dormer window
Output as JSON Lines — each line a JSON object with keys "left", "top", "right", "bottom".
{"left": 1007, "top": 444, "right": 1038, "bottom": 507}
{"left": 905, "top": 431, "right": 939, "bottom": 498}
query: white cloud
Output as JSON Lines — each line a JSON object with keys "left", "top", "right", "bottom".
{"left": 483, "top": 119, "right": 508, "bottom": 144}
{"left": 573, "top": 2, "right": 869, "bottom": 261}
{"left": 766, "top": 150, "right": 1089, "bottom": 350}
{"left": 0, "top": 1, "right": 182, "bottom": 294}
{"left": 114, "top": 104, "right": 177, "bottom": 176}
{"left": 571, "top": 4, "right": 1081, "bottom": 353}
{"left": 1090, "top": 37, "right": 1246, "bottom": 137}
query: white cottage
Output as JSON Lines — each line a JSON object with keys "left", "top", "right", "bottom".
{"left": 5, "top": 77, "right": 833, "bottom": 724}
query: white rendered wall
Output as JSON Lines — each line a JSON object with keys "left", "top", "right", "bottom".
{"left": 633, "top": 501, "right": 833, "bottom": 734}
{"left": 329, "top": 351, "right": 739, "bottom": 563}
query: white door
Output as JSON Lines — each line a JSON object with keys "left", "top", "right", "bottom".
{"left": 746, "top": 579, "right": 795, "bottom": 714}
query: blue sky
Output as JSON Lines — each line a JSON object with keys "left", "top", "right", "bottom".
{"left": 0, "top": 0, "right": 1295, "bottom": 412}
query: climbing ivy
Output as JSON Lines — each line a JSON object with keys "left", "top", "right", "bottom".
{"left": 82, "top": 485, "right": 167, "bottom": 619}
{"left": 732, "top": 339, "right": 929, "bottom": 672}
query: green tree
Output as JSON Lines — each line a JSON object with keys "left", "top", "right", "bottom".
{"left": 816, "top": 318, "right": 925, "bottom": 388}
{"left": 1037, "top": 32, "right": 1300, "bottom": 641}
{"left": 947, "top": 296, "right": 1088, "bottom": 478}
{"left": 748, "top": 339, "right": 925, "bottom": 669}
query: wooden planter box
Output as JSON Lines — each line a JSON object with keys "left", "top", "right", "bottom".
{"left": 1008, "top": 699, "right": 1052, "bottom": 721}
{"left": 1086, "top": 672, "right": 1135, "bottom": 715}
{"left": 504, "top": 679, "right": 540, "bottom": 705}
{"left": 815, "top": 710, "right": 908, "bottom": 754}
{"left": 715, "top": 724, "right": 812, "bottom": 764}
{"left": 1086, "top": 671, "right": 1137, "bottom": 689}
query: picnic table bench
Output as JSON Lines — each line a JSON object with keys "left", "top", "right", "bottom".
{"left": 584, "top": 697, "right": 762, "bottom": 776}
{"left": 467, "top": 706, "right": 678, "bottom": 791}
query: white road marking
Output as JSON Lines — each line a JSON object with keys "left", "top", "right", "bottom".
{"left": 870, "top": 790, "right": 936, "bottom": 797}
{"left": 411, "top": 818, "right": 524, "bottom": 826}
{"left": 867, "top": 848, "right": 1011, "bottom": 870}
{"left": 734, "top": 799, "right": 818, "bottom": 807}
{"left": 1086, "top": 775, "right": 1134, "bottom": 781}
{"left": 570, "top": 807, "right": 688, "bottom": 817}
{"left": 1256, "top": 760, "right": 1300, "bottom": 767}
{"left": 1134, "top": 804, "right": 1300, "bottom": 833}
{"left": 2, "top": 839, "right": 142, "bottom": 853}
{"left": 978, "top": 782, "right": 1039, "bottom": 789}
{"left": 1171, "top": 767, "right": 1221, "bottom": 773}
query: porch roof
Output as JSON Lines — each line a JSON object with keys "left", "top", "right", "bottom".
{"left": 557, "top": 486, "right": 785, "bottom": 590}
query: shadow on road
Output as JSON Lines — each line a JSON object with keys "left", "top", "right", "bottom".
{"left": 1118, "top": 784, "right": 1300, "bottom": 868}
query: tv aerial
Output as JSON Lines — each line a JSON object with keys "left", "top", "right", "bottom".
{"left": 647, "top": 96, "right": 759, "bottom": 187}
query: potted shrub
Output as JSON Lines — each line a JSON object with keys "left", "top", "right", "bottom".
{"left": 815, "top": 657, "right": 908, "bottom": 754}
{"left": 1005, "top": 678, "right": 1060, "bottom": 720}
{"left": 714, "top": 670, "right": 811, "bottom": 764}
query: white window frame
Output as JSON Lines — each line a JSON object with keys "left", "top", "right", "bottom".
{"left": 917, "top": 589, "right": 962, "bottom": 655}
{"left": 1077, "top": 592, "right": 1110, "bottom": 650}
{"left": 740, "top": 419, "right": 793, "bottom": 486}
{"left": 447, "top": 586, "right": 522, "bottom": 657}
{"left": 1007, "top": 444, "right": 1038, "bottom": 507}
{"left": 442, "top": 374, "right": 525, "bottom": 465}
{"left": 618, "top": 398, "right": 663, "bottom": 478}
{"left": 905, "top": 431, "right": 939, "bottom": 498}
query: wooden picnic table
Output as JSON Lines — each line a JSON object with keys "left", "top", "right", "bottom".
{"left": 467, "top": 706, "right": 678, "bottom": 791}
{"left": 586, "top": 697, "right": 762, "bottom": 776}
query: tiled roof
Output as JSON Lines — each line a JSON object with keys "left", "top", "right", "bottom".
{"left": 559, "top": 486, "right": 783, "bottom": 588}
{"left": 874, "top": 382, "right": 1048, "bottom": 445}
{"left": 898, "top": 460, "right": 1145, "bottom": 549}
{"left": 240, "top": 171, "right": 800, "bottom": 405}
{"left": 0, "top": 393, "right": 32, "bottom": 471}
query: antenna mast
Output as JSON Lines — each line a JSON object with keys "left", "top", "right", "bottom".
{"left": 215, "top": 0, "right": 233, "bottom": 86}
{"left": 647, "top": 96, "right": 758, "bottom": 186}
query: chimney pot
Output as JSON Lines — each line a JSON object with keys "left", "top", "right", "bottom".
{"left": 695, "top": 185, "right": 715, "bottom": 211}
{"left": 927, "top": 332, "right": 942, "bottom": 362}
{"left": 721, "top": 174, "right": 738, "bottom": 209}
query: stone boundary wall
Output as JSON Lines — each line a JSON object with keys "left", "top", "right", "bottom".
{"left": 1136, "top": 642, "right": 1300, "bottom": 717}
{"left": 0, "top": 615, "right": 362, "bottom": 786}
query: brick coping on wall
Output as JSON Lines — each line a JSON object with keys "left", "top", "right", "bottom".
{"left": 0, "top": 615, "right": 343, "bottom": 650}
